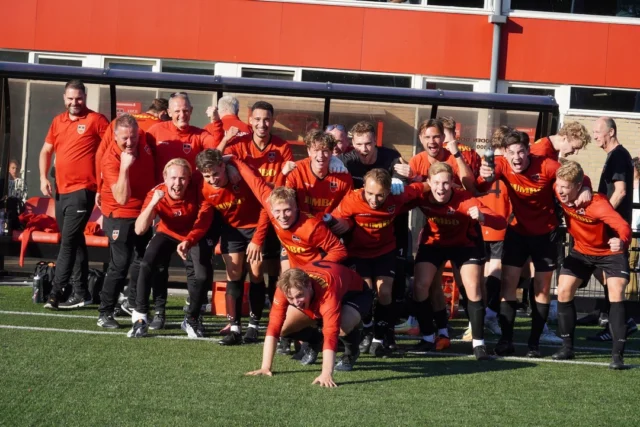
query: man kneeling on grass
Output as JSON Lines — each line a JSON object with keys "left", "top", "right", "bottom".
{"left": 246, "top": 261, "right": 373, "bottom": 387}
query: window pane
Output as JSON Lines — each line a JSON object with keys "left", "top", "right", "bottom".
{"left": 428, "top": 0, "right": 484, "bottom": 7}
{"left": 570, "top": 87, "right": 640, "bottom": 113}
{"left": 38, "top": 58, "right": 83, "bottom": 67}
{"left": 302, "top": 70, "right": 411, "bottom": 88}
{"left": 225, "top": 93, "right": 325, "bottom": 160}
{"left": 241, "top": 69, "right": 295, "bottom": 81}
{"left": 426, "top": 81, "right": 474, "bottom": 91}
{"left": 0, "top": 50, "right": 29, "bottom": 63}
{"left": 163, "top": 60, "right": 215, "bottom": 76}
{"left": 106, "top": 62, "right": 153, "bottom": 72}
{"left": 508, "top": 87, "right": 555, "bottom": 97}
{"left": 511, "top": 0, "right": 639, "bottom": 17}
{"left": 7, "top": 79, "right": 27, "bottom": 198}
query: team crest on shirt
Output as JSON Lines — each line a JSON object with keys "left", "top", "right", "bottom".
{"left": 144, "top": 145, "right": 151, "bottom": 155}
{"left": 329, "top": 181, "right": 338, "bottom": 193}
{"left": 447, "top": 206, "right": 456, "bottom": 215}
{"left": 112, "top": 230, "right": 119, "bottom": 240}
{"left": 530, "top": 174, "right": 541, "bottom": 182}
{"left": 576, "top": 208, "right": 585, "bottom": 215}
{"left": 173, "top": 210, "right": 183, "bottom": 217}
{"left": 77, "top": 124, "right": 86, "bottom": 134}
{"left": 206, "top": 239, "right": 214, "bottom": 247}
{"left": 387, "top": 205, "right": 396, "bottom": 214}
{"left": 292, "top": 235, "right": 301, "bottom": 243}
{"left": 267, "top": 151, "right": 276, "bottom": 163}
{"left": 232, "top": 184, "right": 240, "bottom": 193}
{"left": 183, "top": 144, "right": 192, "bottom": 155}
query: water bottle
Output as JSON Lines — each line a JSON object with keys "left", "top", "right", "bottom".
{"left": 322, "top": 213, "right": 338, "bottom": 228}
{"left": 484, "top": 146, "right": 495, "bottom": 169}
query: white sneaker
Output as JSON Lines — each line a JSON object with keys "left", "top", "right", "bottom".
{"left": 539, "top": 329, "right": 562, "bottom": 344}
{"left": 485, "top": 316, "right": 502, "bottom": 335}
{"left": 458, "top": 327, "right": 473, "bottom": 342}
{"left": 127, "top": 319, "right": 148, "bottom": 338}
{"left": 181, "top": 318, "right": 202, "bottom": 339}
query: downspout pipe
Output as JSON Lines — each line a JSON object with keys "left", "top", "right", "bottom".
{"left": 489, "top": 0, "right": 507, "bottom": 93}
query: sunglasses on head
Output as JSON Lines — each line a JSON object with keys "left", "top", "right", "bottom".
{"left": 325, "top": 124, "right": 346, "bottom": 132}
{"left": 170, "top": 91, "right": 188, "bottom": 98}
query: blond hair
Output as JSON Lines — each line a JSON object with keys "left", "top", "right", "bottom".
{"left": 268, "top": 186, "right": 298, "bottom": 207}
{"left": 277, "top": 268, "right": 311, "bottom": 295}
{"left": 428, "top": 161, "right": 453, "bottom": 179}
{"left": 363, "top": 168, "right": 391, "bottom": 191}
{"left": 163, "top": 158, "right": 192, "bottom": 177}
{"left": 556, "top": 160, "right": 584, "bottom": 184}
{"left": 557, "top": 121, "right": 591, "bottom": 149}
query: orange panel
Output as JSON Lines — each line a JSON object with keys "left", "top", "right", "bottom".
{"left": 33, "top": 0, "right": 97, "bottom": 53}
{"left": 0, "top": 0, "right": 37, "bottom": 49}
{"left": 501, "top": 18, "right": 609, "bottom": 86}
{"left": 605, "top": 24, "right": 640, "bottom": 88}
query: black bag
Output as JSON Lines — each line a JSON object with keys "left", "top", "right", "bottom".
{"left": 87, "top": 269, "right": 105, "bottom": 304}
{"left": 32, "top": 261, "right": 56, "bottom": 303}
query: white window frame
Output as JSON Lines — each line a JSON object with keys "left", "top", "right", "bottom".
{"left": 423, "top": 76, "right": 483, "bottom": 92}
{"left": 160, "top": 59, "right": 216, "bottom": 74}
{"left": 102, "top": 56, "right": 160, "bottom": 72}
{"left": 239, "top": 64, "right": 299, "bottom": 80}
{"left": 504, "top": 0, "right": 640, "bottom": 25}
{"left": 566, "top": 85, "right": 640, "bottom": 119}
{"left": 257, "top": 0, "right": 492, "bottom": 14}
{"left": 32, "top": 52, "right": 88, "bottom": 67}
{"left": 302, "top": 66, "right": 414, "bottom": 88}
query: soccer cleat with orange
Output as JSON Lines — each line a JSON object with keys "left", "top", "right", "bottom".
{"left": 435, "top": 334, "right": 451, "bottom": 351}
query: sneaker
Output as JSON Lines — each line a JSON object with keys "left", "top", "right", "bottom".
{"left": 181, "top": 317, "right": 203, "bottom": 339}
{"left": 359, "top": 328, "right": 373, "bottom": 353}
{"left": 435, "top": 335, "right": 451, "bottom": 351}
{"left": 485, "top": 316, "right": 502, "bottom": 335}
{"left": 539, "top": 329, "right": 563, "bottom": 345}
{"left": 407, "top": 339, "right": 436, "bottom": 353}
{"left": 626, "top": 318, "right": 638, "bottom": 337}
{"left": 609, "top": 352, "right": 626, "bottom": 370}
{"left": 586, "top": 326, "right": 612, "bottom": 342}
{"left": 127, "top": 319, "right": 148, "bottom": 338}
{"left": 97, "top": 313, "right": 120, "bottom": 329}
{"left": 149, "top": 313, "right": 165, "bottom": 330}
{"left": 44, "top": 293, "right": 59, "bottom": 310}
{"left": 395, "top": 317, "right": 420, "bottom": 336}
{"left": 120, "top": 300, "right": 134, "bottom": 316}
{"left": 219, "top": 331, "right": 242, "bottom": 346}
{"left": 335, "top": 351, "right": 360, "bottom": 372}
{"left": 291, "top": 343, "right": 309, "bottom": 361}
{"left": 300, "top": 346, "right": 319, "bottom": 366}
{"left": 196, "top": 315, "right": 205, "bottom": 337}
{"left": 458, "top": 327, "right": 472, "bottom": 342}
{"left": 276, "top": 338, "right": 292, "bottom": 355}
{"left": 473, "top": 345, "right": 490, "bottom": 361}
{"left": 219, "top": 323, "right": 232, "bottom": 336}
{"left": 369, "top": 341, "right": 386, "bottom": 358}
{"left": 525, "top": 345, "right": 542, "bottom": 358}
{"left": 493, "top": 340, "right": 515, "bottom": 356}
{"left": 552, "top": 346, "right": 575, "bottom": 360}
{"left": 598, "top": 312, "right": 609, "bottom": 328}
{"left": 243, "top": 326, "right": 260, "bottom": 344}
{"left": 59, "top": 294, "right": 91, "bottom": 309}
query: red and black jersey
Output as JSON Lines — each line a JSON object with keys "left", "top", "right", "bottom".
{"left": 410, "top": 151, "right": 464, "bottom": 185}
{"left": 225, "top": 134, "right": 293, "bottom": 185}
{"left": 266, "top": 261, "right": 365, "bottom": 351}
{"left": 204, "top": 114, "right": 252, "bottom": 143}
{"left": 417, "top": 189, "right": 507, "bottom": 247}
{"left": 557, "top": 192, "right": 631, "bottom": 256}
{"left": 284, "top": 158, "right": 353, "bottom": 218}
{"left": 477, "top": 159, "right": 512, "bottom": 242}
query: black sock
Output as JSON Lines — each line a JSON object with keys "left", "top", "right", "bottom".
{"left": 416, "top": 298, "right": 435, "bottom": 337}
{"left": 248, "top": 281, "right": 266, "bottom": 325}
{"left": 225, "top": 294, "right": 240, "bottom": 325}
{"left": 268, "top": 276, "right": 278, "bottom": 304}
{"left": 340, "top": 328, "right": 361, "bottom": 356}
{"left": 557, "top": 300, "right": 576, "bottom": 349}
{"left": 609, "top": 301, "right": 626, "bottom": 355}
{"left": 433, "top": 308, "right": 448, "bottom": 331}
{"left": 485, "top": 275, "right": 502, "bottom": 314}
{"left": 287, "top": 327, "right": 322, "bottom": 351}
{"left": 468, "top": 300, "right": 485, "bottom": 341}
{"left": 529, "top": 302, "right": 550, "bottom": 347}
{"left": 499, "top": 300, "right": 517, "bottom": 342}
{"left": 373, "top": 302, "right": 389, "bottom": 340}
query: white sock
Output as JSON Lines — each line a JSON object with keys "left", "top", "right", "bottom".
{"left": 372, "top": 338, "right": 384, "bottom": 344}
{"left": 438, "top": 328, "right": 449, "bottom": 338}
{"left": 472, "top": 339, "right": 485, "bottom": 348}
{"left": 131, "top": 310, "right": 147, "bottom": 324}
{"left": 486, "top": 308, "right": 497, "bottom": 319}
{"left": 468, "top": 321, "right": 472, "bottom": 329}
{"left": 248, "top": 323, "right": 258, "bottom": 330}
{"left": 230, "top": 325, "right": 240, "bottom": 333}
{"left": 423, "top": 334, "right": 435, "bottom": 343}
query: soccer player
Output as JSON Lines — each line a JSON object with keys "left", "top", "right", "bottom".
{"left": 195, "top": 149, "right": 270, "bottom": 345}
{"left": 325, "top": 124, "right": 352, "bottom": 155}
{"left": 41, "top": 80, "right": 109, "bottom": 310}
{"left": 128, "top": 159, "right": 214, "bottom": 338}
{"left": 97, "top": 115, "right": 156, "bottom": 328}
{"left": 552, "top": 161, "right": 631, "bottom": 369}
{"left": 478, "top": 131, "right": 592, "bottom": 357}
{"left": 245, "top": 261, "right": 373, "bottom": 386}
{"left": 331, "top": 169, "right": 426, "bottom": 357}
{"left": 529, "top": 121, "right": 591, "bottom": 161}
{"left": 410, "top": 162, "right": 506, "bottom": 359}
{"left": 205, "top": 95, "right": 251, "bottom": 147}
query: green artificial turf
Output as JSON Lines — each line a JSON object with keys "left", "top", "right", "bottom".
{"left": 1, "top": 286, "right": 639, "bottom": 427}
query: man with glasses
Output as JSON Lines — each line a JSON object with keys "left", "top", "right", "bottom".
{"left": 325, "top": 124, "right": 353, "bottom": 156}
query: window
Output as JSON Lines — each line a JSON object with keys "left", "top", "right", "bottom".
{"left": 427, "top": 0, "right": 484, "bottom": 7}
{"left": 241, "top": 68, "right": 295, "bottom": 81}
{"left": 162, "top": 60, "right": 215, "bottom": 76}
{"left": 508, "top": 87, "right": 555, "bottom": 97}
{"left": 511, "top": 0, "right": 640, "bottom": 17}
{"left": 38, "top": 58, "right": 83, "bottom": 67}
{"left": 302, "top": 70, "right": 411, "bottom": 88}
{"left": 570, "top": 87, "right": 640, "bottom": 113}
{"left": 425, "top": 81, "right": 474, "bottom": 91}
{"left": 0, "top": 50, "right": 29, "bottom": 63}
{"left": 107, "top": 62, "right": 153, "bottom": 72}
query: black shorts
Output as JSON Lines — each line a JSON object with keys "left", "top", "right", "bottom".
{"left": 484, "top": 240, "right": 504, "bottom": 261}
{"left": 346, "top": 250, "right": 396, "bottom": 280}
{"left": 342, "top": 284, "right": 374, "bottom": 319}
{"left": 502, "top": 227, "right": 558, "bottom": 272}
{"left": 560, "top": 250, "right": 630, "bottom": 283}
{"left": 220, "top": 224, "right": 255, "bottom": 254}
{"left": 414, "top": 244, "right": 485, "bottom": 269}
{"left": 262, "top": 225, "right": 281, "bottom": 260}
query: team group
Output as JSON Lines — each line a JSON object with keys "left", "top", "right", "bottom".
{"left": 38, "top": 79, "right": 632, "bottom": 388}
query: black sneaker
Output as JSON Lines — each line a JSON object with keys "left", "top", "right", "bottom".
{"left": 300, "top": 346, "right": 319, "bottom": 366}
{"left": 493, "top": 340, "right": 515, "bottom": 356}
{"left": 407, "top": 339, "right": 436, "bottom": 353}
{"left": 359, "top": 328, "right": 373, "bottom": 353}
{"left": 525, "top": 345, "right": 542, "bottom": 358}
{"left": 44, "top": 293, "right": 59, "bottom": 310}
{"left": 149, "top": 313, "right": 165, "bottom": 330}
{"left": 552, "top": 346, "right": 575, "bottom": 360}
{"left": 598, "top": 312, "right": 609, "bottom": 328}
{"left": 291, "top": 342, "right": 309, "bottom": 361}
{"left": 219, "top": 331, "right": 243, "bottom": 346}
{"left": 120, "top": 300, "right": 134, "bottom": 316}
{"left": 196, "top": 315, "right": 206, "bottom": 337}
{"left": 127, "top": 319, "right": 148, "bottom": 338}
{"left": 243, "top": 326, "right": 260, "bottom": 344}
{"left": 473, "top": 345, "right": 490, "bottom": 361}
{"left": 369, "top": 341, "right": 386, "bottom": 358}
{"left": 97, "top": 313, "right": 120, "bottom": 329}
{"left": 276, "top": 338, "right": 292, "bottom": 355}
{"left": 335, "top": 351, "right": 360, "bottom": 372}
{"left": 609, "top": 352, "right": 626, "bottom": 370}
{"left": 59, "top": 294, "right": 91, "bottom": 309}
{"left": 586, "top": 326, "right": 611, "bottom": 342}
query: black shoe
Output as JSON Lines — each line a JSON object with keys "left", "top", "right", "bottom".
{"left": 243, "top": 326, "right": 260, "bottom": 344}
{"left": 335, "top": 351, "right": 360, "bottom": 372}
{"left": 300, "top": 345, "right": 319, "bottom": 366}
{"left": 219, "top": 331, "right": 242, "bottom": 346}
{"left": 149, "top": 313, "right": 165, "bottom": 330}
{"left": 407, "top": 339, "right": 436, "bottom": 353}
{"left": 120, "top": 300, "right": 134, "bottom": 316}
{"left": 196, "top": 315, "right": 206, "bottom": 337}
{"left": 493, "top": 340, "right": 515, "bottom": 356}
{"left": 609, "top": 352, "right": 626, "bottom": 370}
{"left": 127, "top": 319, "right": 148, "bottom": 338}
{"left": 525, "top": 345, "right": 542, "bottom": 358}
{"left": 586, "top": 326, "right": 611, "bottom": 342}
{"left": 276, "top": 338, "right": 292, "bottom": 355}
{"left": 473, "top": 345, "right": 490, "bottom": 361}
{"left": 552, "top": 346, "right": 575, "bottom": 360}
{"left": 59, "top": 294, "right": 91, "bottom": 309}
{"left": 44, "top": 293, "right": 59, "bottom": 310}
{"left": 598, "top": 312, "right": 609, "bottom": 328}
{"left": 291, "top": 343, "right": 309, "bottom": 361}
{"left": 181, "top": 316, "right": 204, "bottom": 339}
{"left": 359, "top": 328, "right": 373, "bottom": 353}
{"left": 369, "top": 341, "right": 386, "bottom": 358}
{"left": 97, "top": 313, "right": 120, "bottom": 329}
